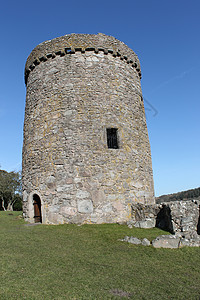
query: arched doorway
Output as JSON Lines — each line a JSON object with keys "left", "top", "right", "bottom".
{"left": 33, "top": 194, "right": 42, "bottom": 223}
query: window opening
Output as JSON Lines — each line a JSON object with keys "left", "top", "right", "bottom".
{"left": 107, "top": 128, "right": 119, "bottom": 149}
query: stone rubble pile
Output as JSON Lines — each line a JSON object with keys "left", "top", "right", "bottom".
{"left": 121, "top": 234, "right": 200, "bottom": 248}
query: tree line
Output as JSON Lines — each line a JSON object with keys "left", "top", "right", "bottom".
{"left": 156, "top": 187, "right": 200, "bottom": 204}
{"left": 0, "top": 169, "right": 22, "bottom": 211}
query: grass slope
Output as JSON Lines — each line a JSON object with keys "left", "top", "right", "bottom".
{"left": 0, "top": 211, "right": 199, "bottom": 299}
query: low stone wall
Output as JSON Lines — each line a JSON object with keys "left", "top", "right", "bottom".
{"left": 131, "top": 200, "right": 200, "bottom": 239}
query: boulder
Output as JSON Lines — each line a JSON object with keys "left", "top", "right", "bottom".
{"left": 141, "top": 238, "right": 151, "bottom": 246}
{"left": 152, "top": 235, "right": 180, "bottom": 248}
{"left": 129, "top": 237, "right": 141, "bottom": 245}
{"left": 120, "top": 236, "right": 142, "bottom": 245}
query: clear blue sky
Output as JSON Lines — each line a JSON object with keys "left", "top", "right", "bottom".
{"left": 0, "top": 0, "right": 199, "bottom": 196}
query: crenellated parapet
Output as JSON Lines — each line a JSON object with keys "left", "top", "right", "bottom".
{"left": 25, "top": 33, "right": 141, "bottom": 85}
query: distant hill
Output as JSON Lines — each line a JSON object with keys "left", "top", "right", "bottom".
{"left": 156, "top": 187, "right": 200, "bottom": 204}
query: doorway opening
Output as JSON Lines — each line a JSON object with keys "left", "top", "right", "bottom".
{"left": 33, "top": 194, "right": 42, "bottom": 223}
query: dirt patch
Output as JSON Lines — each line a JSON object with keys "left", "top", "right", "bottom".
{"left": 110, "top": 289, "right": 132, "bottom": 298}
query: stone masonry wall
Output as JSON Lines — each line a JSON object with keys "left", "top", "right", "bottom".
{"left": 22, "top": 33, "right": 155, "bottom": 224}
{"left": 131, "top": 200, "right": 200, "bottom": 239}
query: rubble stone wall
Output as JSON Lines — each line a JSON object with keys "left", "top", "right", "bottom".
{"left": 22, "top": 33, "right": 155, "bottom": 224}
{"left": 131, "top": 200, "right": 200, "bottom": 238}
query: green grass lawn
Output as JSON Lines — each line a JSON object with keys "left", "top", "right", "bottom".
{"left": 0, "top": 211, "right": 199, "bottom": 299}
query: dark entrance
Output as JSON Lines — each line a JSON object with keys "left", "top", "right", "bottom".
{"left": 33, "top": 194, "right": 42, "bottom": 223}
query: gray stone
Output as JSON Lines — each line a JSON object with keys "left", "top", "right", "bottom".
{"left": 152, "top": 235, "right": 180, "bottom": 249}
{"left": 46, "top": 175, "right": 56, "bottom": 187}
{"left": 57, "top": 185, "right": 73, "bottom": 192}
{"left": 77, "top": 200, "right": 93, "bottom": 213}
{"left": 102, "top": 203, "right": 113, "bottom": 213}
{"left": 76, "top": 190, "right": 91, "bottom": 199}
{"left": 90, "top": 214, "right": 98, "bottom": 223}
{"left": 183, "top": 232, "right": 193, "bottom": 240}
{"left": 190, "top": 231, "right": 199, "bottom": 239}
{"left": 189, "top": 239, "right": 200, "bottom": 247}
{"left": 179, "top": 238, "right": 190, "bottom": 247}
{"left": 123, "top": 236, "right": 130, "bottom": 242}
{"left": 128, "top": 237, "right": 141, "bottom": 245}
{"left": 141, "top": 238, "right": 151, "bottom": 246}
{"left": 181, "top": 216, "right": 194, "bottom": 224}
{"left": 174, "top": 232, "right": 182, "bottom": 238}
{"left": 131, "top": 200, "right": 200, "bottom": 243}
{"left": 134, "top": 219, "right": 155, "bottom": 229}
{"left": 63, "top": 110, "right": 74, "bottom": 117}
{"left": 181, "top": 225, "right": 190, "bottom": 232}
{"left": 179, "top": 237, "right": 200, "bottom": 247}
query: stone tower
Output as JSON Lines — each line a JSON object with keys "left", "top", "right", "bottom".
{"left": 22, "top": 33, "right": 155, "bottom": 224}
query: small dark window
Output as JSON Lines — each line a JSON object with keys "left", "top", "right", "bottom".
{"left": 107, "top": 128, "right": 119, "bottom": 149}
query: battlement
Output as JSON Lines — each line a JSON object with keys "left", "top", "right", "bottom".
{"left": 25, "top": 33, "right": 141, "bottom": 85}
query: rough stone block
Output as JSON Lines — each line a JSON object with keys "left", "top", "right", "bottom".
{"left": 102, "top": 203, "right": 113, "bottom": 213}
{"left": 76, "top": 190, "right": 91, "bottom": 199}
{"left": 61, "top": 206, "right": 77, "bottom": 216}
{"left": 152, "top": 235, "right": 180, "bottom": 248}
{"left": 134, "top": 219, "right": 155, "bottom": 229}
{"left": 78, "top": 200, "right": 93, "bottom": 213}
{"left": 128, "top": 237, "right": 141, "bottom": 245}
{"left": 141, "top": 238, "right": 151, "bottom": 246}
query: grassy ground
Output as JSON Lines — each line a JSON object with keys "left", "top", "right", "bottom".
{"left": 0, "top": 211, "right": 199, "bottom": 299}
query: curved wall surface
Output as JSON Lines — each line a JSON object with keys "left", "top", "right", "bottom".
{"left": 22, "top": 33, "right": 155, "bottom": 224}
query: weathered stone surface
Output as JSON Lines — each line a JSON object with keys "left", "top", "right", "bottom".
{"left": 123, "top": 236, "right": 130, "bottom": 242}
{"left": 76, "top": 190, "right": 91, "bottom": 199}
{"left": 121, "top": 234, "right": 199, "bottom": 248}
{"left": 129, "top": 237, "right": 141, "bottom": 245}
{"left": 22, "top": 33, "right": 155, "bottom": 225}
{"left": 134, "top": 219, "right": 156, "bottom": 228}
{"left": 152, "top": 235, "right": 180, "bottom": 249}
{"left": 189, "top": 238, "right": 200, "bottom": 247}
{"left": 127, "top": 223, "right": 133, "bottom": 229}
{"left": 179, "top": 238, "right": 190, "bottom": 247}
{"left": 121, "top": 236, "right": 142, "bottom": 245}
{"left": 77, "top": 200, "right": 93, "bottom": 213}
{"left": 179, "top": 236, "right": 200, "bottom": 247}
{"left": 121, "top": 236, "right": 149, "bottom": 246}
{"left": 141, "top": 238, "right": 151, "bottom": 246}
{"left": 131, "top": 200, "right": 200, "bottom": 239}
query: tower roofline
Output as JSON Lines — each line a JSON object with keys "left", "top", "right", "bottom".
{"left": 25, "top": 33, "right": 141, "bottom": 85}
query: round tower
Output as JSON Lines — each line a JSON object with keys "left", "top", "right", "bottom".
{"left": 22, "top": 33, "right": 155, "bottom": 224}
